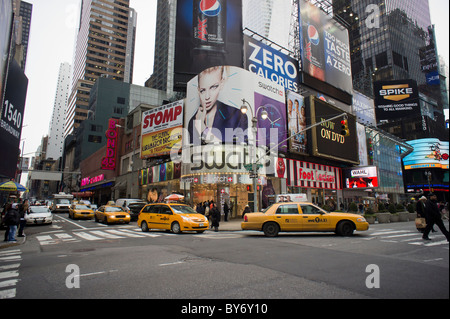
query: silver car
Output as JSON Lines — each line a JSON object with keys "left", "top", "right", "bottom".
{"left": 25, "top": 205, "right": 53, "bottom": 225}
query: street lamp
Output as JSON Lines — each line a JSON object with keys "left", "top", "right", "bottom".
{"left": 241, "top": 99, "right": 262, "bottom": 213}
{"left": 425, "top": 171, "right": 432, "bottom": 193}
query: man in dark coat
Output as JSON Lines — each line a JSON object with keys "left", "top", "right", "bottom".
{"left": 210, "top": 203, "right": 221, "bottom": 232}
{"left": 3, "top": 203, "right": 20, "bottom": 242}
{"left": 422, "top": 194, "right": 450, "bottom": 242}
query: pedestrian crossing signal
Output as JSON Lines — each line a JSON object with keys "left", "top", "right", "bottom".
{"left": 341, "top": 119, "right": 350, "bottom": 137}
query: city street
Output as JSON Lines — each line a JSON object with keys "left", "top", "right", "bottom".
{"left": 1, "top": 214, "right": 448, "bottom": 301}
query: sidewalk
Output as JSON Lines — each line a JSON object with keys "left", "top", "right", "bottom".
{"left": 0, "top": 234, "right": 26, "bottom": 250}
{"left": 212, "top": 218, "right": 243, "bottom": 231}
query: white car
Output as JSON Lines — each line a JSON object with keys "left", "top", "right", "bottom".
{"left": 25, "top": 205, "right": 53, "bottom": 225}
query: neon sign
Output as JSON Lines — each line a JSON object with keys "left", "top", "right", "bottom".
{"left": 101, "top": 119, "right": 118, "bottom": 170}
{"left": 81, "top": 174, "right": 105, "bottom": 187}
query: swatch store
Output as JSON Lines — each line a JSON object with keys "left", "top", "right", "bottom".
{"left": 180, "top": 144, "right": 287, "bottom": 218}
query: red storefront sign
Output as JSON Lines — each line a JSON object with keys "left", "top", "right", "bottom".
{"left": 287, "top": 159, "right": 342, "bottom": 190}
{"left": 101, "top": 119, "right": 118, "bottom": 170}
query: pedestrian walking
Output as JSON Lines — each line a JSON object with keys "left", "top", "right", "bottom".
{"left": 3, "top": 203, "right": 20, "bottom": 242}
{"left": 223, "top": 202, "right": 229, "bottom": 222}
{"left": 416, "top": 196, "right": 427, "bottom": 218}
{"left": 242, "top": 205, "right": 251, "bottom": 219}
{"left": 422, "top": 194, "right": 450, "bottom": 242}
{"left": 18, "top": 199, "right": 29, "bottom": 237}
{"left": 210, "top": 203, "right": 220, "bottom": 232}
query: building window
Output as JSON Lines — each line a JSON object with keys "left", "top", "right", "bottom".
{"left": 117, "top": 97, "right": 126, "bottom": 104}
{"left": 88, "top": 135, "right": 102, "bottom": 143}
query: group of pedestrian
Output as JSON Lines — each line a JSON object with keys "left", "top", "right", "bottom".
{"left": 2, "top": 199, "right": 29, "bottom": 243}
{"left": 195, "top": 200, "right": 221, "bottom": 232}
{"left": 416, "top": 194, "right": 449, "bottom": 242}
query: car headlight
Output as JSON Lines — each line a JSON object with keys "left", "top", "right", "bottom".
{"left": 181, "top": 215, "right": 193, "bottom": 222}
{"left": 357, "top": 217, "right": 366, "bottom": 222}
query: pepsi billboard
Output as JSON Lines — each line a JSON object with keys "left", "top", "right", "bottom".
{"left": 244, "top": 35, "right": 300, "bottom": 92}
{"left": 298, "top": 0, "right": 353, "bottom": 103}
{"left": 175, "top": 0, "right": 244, "bottom": 82}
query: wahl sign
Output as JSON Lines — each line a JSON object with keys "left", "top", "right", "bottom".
{"left": 374, "top": 79, "right": 420, "bottom": 122}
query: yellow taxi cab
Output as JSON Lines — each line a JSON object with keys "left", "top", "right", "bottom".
{"left": 94, "top": 203, "right": 130, "bottom": 225}
{"left": 138, "top": 203, "right": 209, "bottom": 234}
{"left": 242, "top": 202, "right": 369, "bottom": 237}
{"left": 68, "top": 203, "right": 94, "bottom": 220}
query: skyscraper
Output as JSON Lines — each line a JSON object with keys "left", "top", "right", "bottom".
{"left": 64, "top": 0, "right": 136, "bottom": 138}
{"left": 333, "top": 0, "right": 432, "bottom": 96}
{"left": 47, "top": 62, "right": 71, "bottom": 160}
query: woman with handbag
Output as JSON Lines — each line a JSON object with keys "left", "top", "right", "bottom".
{"left": 415, "top": 196, "right": 427, "bottom": 232}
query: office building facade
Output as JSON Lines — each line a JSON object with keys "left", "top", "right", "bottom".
{"left": 64, "top": 0, "right": 136, "bottom": 138}
{"left": 47, "top": 62, "right": 71, "bottom": 160}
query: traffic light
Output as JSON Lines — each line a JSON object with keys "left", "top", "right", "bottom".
{"left": 340, "top": 117, "right": 350, "bottom": 137}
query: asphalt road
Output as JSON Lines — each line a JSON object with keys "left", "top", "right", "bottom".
{"left": 1, "top": 213, "right": 448, "bottom": 303}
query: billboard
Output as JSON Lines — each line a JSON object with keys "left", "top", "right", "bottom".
{"left": 175, "top": 0, "right": 243, "bottom": 79}
{"left": 343, "top": 166, "right": 379, "bottom": 189}
{"left": 244, "top": 35, "right": 299, "bottom": 92}
{"left": 1, "top": 0, "right": 13, "bottom": 110}
{"left": 287, "top": 90, "right": 308, "bottom": 155}
{"left": 286, "top": 158, "right": 342, "bottom": 190}
{"left": 403, "top": 139, "right": 449, "bottom": 170}
{"left": 185, "top": 66, "right": 286, "bottom": 150}
{"left": 373, "top": 79, "right": 420, "bottom": 122}
{"left": 308, "top": 96, "right": 359, "bottom": 164}
{"left": 298, "top": 0, "right": 352, "bottom": 96}
{"left": 0, "top": 60, "right": 28, "bottom": 178}
{"left": 141, "top": 100, "right": 184, "bottom": 159}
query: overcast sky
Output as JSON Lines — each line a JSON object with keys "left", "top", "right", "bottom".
{"left": 19, "top": 0, "right": 449, "bottom": 170}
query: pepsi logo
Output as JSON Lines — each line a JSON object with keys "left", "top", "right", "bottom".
{"left": 307, "top": 25, "right": 320, "bottom": 46}
{"left": 200, "top": 0, "right": 222, "bottom": 17}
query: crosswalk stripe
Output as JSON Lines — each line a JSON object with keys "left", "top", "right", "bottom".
{"left": 0, "top": 264, "right": 20, "bottom": 271}
{"left": 105, "top": 229, "right": 146, "bottom": 238}
{"left": 0, "top": 270, "right": 19, "bottom": 280}
{"left": 0, "top": 288, "right": 16, "bottom": 299}
{"left": 0, "top": 279, "right": 19, "bottom": 289}
{"left": 73, "top": 232, "right": 103, "bottom": 241}
{"left": 0, "top": 249, "right": 21, "bottom": 256}
{"left": 90, "top": 230, "right": 125, "bottom": 239}
{"left": 0, "top": 250, "right": 21, "bottom": 300}
{"left": 370, "top": 230, "right": 410, "bottom": 236}
{"left": 117, "top": 229, "right": 161, "bottom": 238}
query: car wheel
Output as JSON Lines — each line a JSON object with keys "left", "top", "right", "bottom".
{"left": 337, "top": 221, "right": 354, "bottom": 236}
{"left": 94, "top": 215, "right": 99, "bottom": 222}
{"left": 263, "top": 222, "right": 279, "bottom": 237}
{"left": 103, "top": 216, "right": 109, "bottom": 225}
{"left": 171, "top": 222, "right": 182, "bottom": 234}
{"left": 141, "top": 221, "right": 149, "bottom": 232}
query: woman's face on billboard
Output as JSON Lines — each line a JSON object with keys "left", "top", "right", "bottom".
{"left": 198, "top": 68, "right": 223, "bottom": 113}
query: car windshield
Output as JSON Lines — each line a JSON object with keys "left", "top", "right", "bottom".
{"left": 30, "top": 206, "right": 51, "bottom": 214}
{"left": 171, "top": 205, "right": 197, "bottom": 215}
{"left": 56, "top": 199, "right": 71, "bottom": 204}
{"left": 105, "top": 207, "right": 124, "bottom": 212}
{"left": 75, "top": 205, "right": 90, "bottom": 210}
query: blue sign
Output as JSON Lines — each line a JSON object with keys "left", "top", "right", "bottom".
{"left": 244, "top": 35, "right": 299, "bottom": 92}
{"left": 426, "top": 71, "right": 440, "bottom": 86}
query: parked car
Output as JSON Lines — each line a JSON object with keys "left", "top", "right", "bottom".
{"left": 138, "top": 203, "right": 209, "bottom": 234}
{"left": 25, "top": 205, "right": 53, "bottom": 225}
{"left": 95, "top": 204, "right": 130, "bottom": 225}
